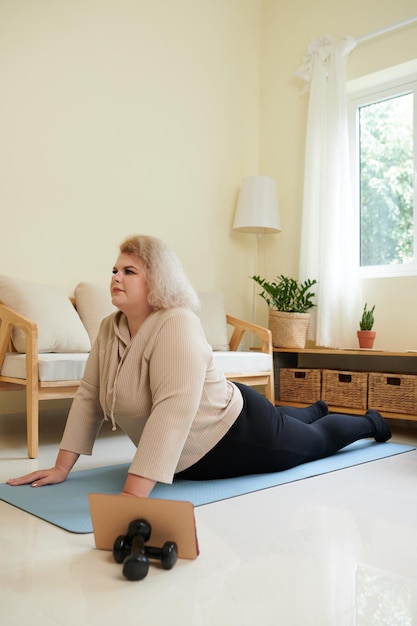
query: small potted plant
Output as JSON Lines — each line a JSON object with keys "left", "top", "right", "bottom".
{"left": 357, "top": 303, "right": 376, "bottom": 349}
{"left": 251, "top": 274, "right": 318, "bottom": 348}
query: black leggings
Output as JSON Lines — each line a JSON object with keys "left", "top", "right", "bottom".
{"left": 176, "top": 383, "right": 376, "bottom": 480}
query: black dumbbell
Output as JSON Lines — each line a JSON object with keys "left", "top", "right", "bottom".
{"left": 113, "top": 518, "right": 178, "bottom": 581}
{"left": 144, "top": 541, "right": 178, "bottom": 570}
{"left": 113, "top": 519, "right": 151, "bottom": 564}
{"left": 123, "top": 539, "right": 178, "bottom": 581}
{"left": 122, "top": 532, "right": 150, "bottom": 581}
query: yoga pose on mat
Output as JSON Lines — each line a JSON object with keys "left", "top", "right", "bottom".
{"left": 7, "top": 234, "right": 391, "bottom": 496}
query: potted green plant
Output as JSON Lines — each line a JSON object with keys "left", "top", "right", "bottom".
{"left": 251, "top": 274, "right": 318, "bottom": 348}
{"left": 357, "top": 303, "right": 376, "bottom": 349}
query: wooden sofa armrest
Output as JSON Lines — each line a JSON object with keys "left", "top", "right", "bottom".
{"left": 226, "top": 314, "right": 272, "bottom": 354}
{"left": 0, "top": 303, "right": 38, "bottom": 371}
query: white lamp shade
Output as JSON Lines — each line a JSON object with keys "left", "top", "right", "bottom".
{"left": 233, "top": 176, "right": 281, "bottom": 234}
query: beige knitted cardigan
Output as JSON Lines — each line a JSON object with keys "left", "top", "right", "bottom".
{"left": 60, "top": 308, "right": 243, "bottom": 483}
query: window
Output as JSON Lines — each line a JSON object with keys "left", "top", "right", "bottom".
{"left": 348, "top": 63, "right": 417, "bottom": 277}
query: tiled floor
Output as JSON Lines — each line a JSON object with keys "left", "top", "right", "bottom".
{"left": 1, "top": 409, "right": 417, "bottom": 626}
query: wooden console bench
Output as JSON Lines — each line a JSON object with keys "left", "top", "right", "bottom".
{"left": 273, "top": 347, "right": 417, "bottom": 422}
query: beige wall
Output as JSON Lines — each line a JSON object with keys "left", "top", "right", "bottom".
{"left": 1, "top": 0, "right": 417, "bottom": 415}
{"left": 261, "top": 0, "right": 417, "bottom": 350}
{"left": 0, "top": 0, "right": 261, "bottom": 302}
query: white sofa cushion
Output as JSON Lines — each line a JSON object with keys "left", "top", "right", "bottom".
{"left": 213, "top": 351, "right": 272, "bottom": 373}
{"left": 0, "top": 275, "right": 91, "bottom": 354}
{"left": 1, "top": 351, "right": 271, "bottom": 382}
{"left": 75, "top": 282, "right": 117, "bottom": 345}
{"left": 1, "top": 353, "right": 89, "bottom": 381}
{"left": 196, "top": 291, "right": 229, "bottom": 351}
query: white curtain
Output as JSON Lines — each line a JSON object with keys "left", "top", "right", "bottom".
{"left": 297, "top": 36, "right": 361, "bottom": 349}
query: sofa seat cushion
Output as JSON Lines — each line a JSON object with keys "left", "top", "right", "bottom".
{"left": 1, "top": 351, "right": 271, "bottom": 382}
{"left": 212, "top": 351, "right": 272, "bottom": 374}
{"left": 1, "top": 353, "right": 89, "bottom": 382}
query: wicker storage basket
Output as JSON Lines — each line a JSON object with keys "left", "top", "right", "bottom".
{"left": 368, "top": 372, "right": 417, "bottom": 415}
{"left": 321, "top": 370, "right": 368, "bottom": 410}
{"left": 279, "top": 368, "right": 321, "bottom": 404}
{"left": 268, "top": 311, "right": 310, "bottom": 349}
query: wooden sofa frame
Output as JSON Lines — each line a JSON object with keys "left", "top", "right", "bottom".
{"left": 0, "top": 302, "right": 274, "bottom": 459}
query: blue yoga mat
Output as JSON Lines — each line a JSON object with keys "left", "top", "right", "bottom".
{"left": 0, "top": 440, "right": 414, "bottom": 533}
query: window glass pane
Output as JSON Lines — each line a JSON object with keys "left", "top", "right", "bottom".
{"left": 359, "top": 92, "right": 414, "bottom": 267}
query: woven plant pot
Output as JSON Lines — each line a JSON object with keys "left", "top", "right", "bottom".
{"left": 268, "top": 310, "right": 310, "bottom": 348}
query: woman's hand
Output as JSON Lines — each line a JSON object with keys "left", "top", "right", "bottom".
{"left": 7, "top": 466, "right": 69, "bottom": 487}
{"left": 7, "top": 449, "right": 80, "bottom": 488}
{"left": 121, "top": 473, "right": 156, "bottom": 498}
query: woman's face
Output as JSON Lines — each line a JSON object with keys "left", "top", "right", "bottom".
{"left": 110, "top": 253, "right": 151, "bottom": 316}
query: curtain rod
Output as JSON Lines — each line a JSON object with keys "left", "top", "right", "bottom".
{"left": 356, "top": 15, "right": 417, "bottom": 43}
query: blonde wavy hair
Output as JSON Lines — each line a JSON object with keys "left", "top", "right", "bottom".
{"left": 119, "top": 235, "right": 200, "bottom": 312}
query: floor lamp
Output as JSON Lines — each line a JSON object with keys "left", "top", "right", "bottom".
{"left": 233, "top": 176, "right": 281, "bottom": 324}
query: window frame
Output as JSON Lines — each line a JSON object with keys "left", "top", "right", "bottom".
{"left": 347, "top": 62, "right": 417, "bottom": 278}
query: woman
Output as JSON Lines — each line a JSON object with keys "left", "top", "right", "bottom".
{"left": 8, "top": 234, "right": 391, "bottom": 496}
